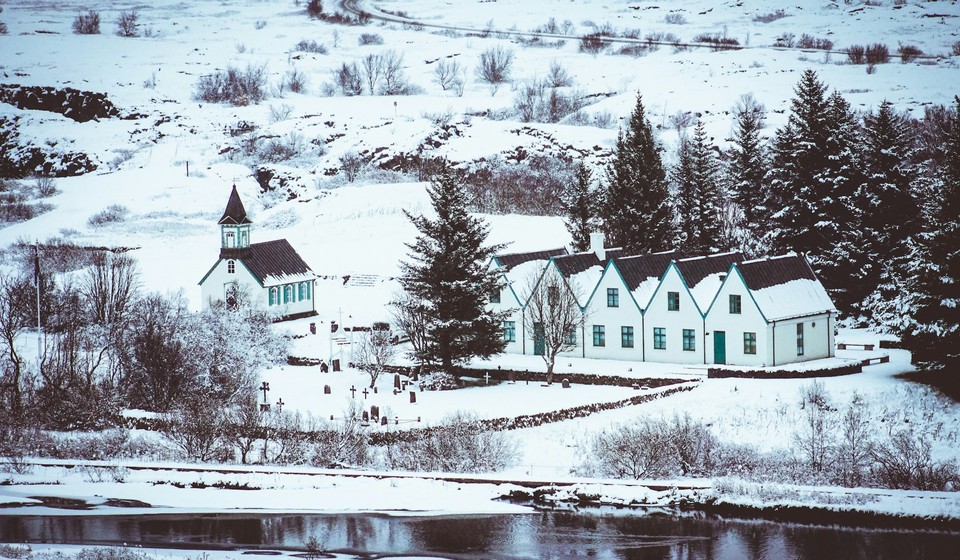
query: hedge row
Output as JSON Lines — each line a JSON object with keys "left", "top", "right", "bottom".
{"left": 379, "top": 364, "right": 685, "bottom": 389}
{"left": 707, "top": 363, "right": 862, "bottom": 379}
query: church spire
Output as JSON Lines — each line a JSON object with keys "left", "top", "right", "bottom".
{"left": 219, "top": 185, "right": 253, "bottom": 259}
{"left": 219, "top": 184, "right": 252, "bottom": 225}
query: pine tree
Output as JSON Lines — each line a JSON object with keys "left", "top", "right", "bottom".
{"left": 902, "top": 98, "right": 960, "bottom": 371}
{"left": 674, "top": 120, "right": 725, "bottom": 255}
{"left": 815, "top": 90, "right": 865, "bottom": 312}
{"left": 727, "top": 94, "right": 770, "bottom": 252}
{"left": 399, "top": 163, "right": 508, "bottom": 371}
{"left": 561, "top": 161, "right": 598, "bottom": 252}
{"left": 599, "top": 94, "right": 674, "bottom": 253}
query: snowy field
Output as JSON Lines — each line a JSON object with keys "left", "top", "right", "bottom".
{"left": 2, "top": 0, "right": 960, "bottom": 527}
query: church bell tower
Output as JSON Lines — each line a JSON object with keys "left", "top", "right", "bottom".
{"left": 219, "top": 185, "right": 253, "bottom": 260}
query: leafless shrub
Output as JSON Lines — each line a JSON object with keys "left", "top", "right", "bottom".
{"left": 664, "top": 12, "right": 687, "bottom": 25}
{"left": 254, "top": 20, "right": 266, "bottom": 30}
{"left": 34, "top": 176, "right": 57, "bottom": 197}
{"left": 545, "top": 60, "right": 573, "bottom": 87}
{"left": 617, "top": 44, "right": 650, "bottom": 57}
{"left": 533, "top": 16, "right": 559, "bottom": 34}
{"left": 872, "top": 430, "right": 960, "bottom": 490}
{"left": 578, "top": 33, "right": 609, "bottom": 54}
{"left": 464, "top": 155, "right": 575, "bottom": 215}
{"left": 294, "top": 39, "right": 328, "bottom": 54}
{"left": 898, "top": 43, "right": 923, "bottom": 63}
{"left": 775, "top": 33, "right": 795, "bottom": 48}
{"left": 87, "top": 204, "right": 130, "bottom": 227}
{"left": 385, "top": 411, "right": 520, "bottom": 473}
{"left": 331, "top": 62, "right": 362, "bottom": 96}
{"left": 512, "top": 80, "right": 586, "bottom": 123}
{"left": 589, "top": 418, "right": 675, "bottom": 479}
{"left": 753, "top": 9, "right": 788, "bottom": 23}
{"left": 866, "top": 63, "right": 877, "bottom": 75}
{"left": 268, "top": 103, "right": 293, "bottom": 123}
{"left": 476, "top": 46, "right": 514, "bottom": 87}
{"left": 284, "top": 68, "right": 307, "bottom": 93}
{"left": 847, "top": 44, "right": 866, "bottom": 64}
{"left": 235, "top": 42, "right": 247, "bottom": 54}
{"left": 306, "top": 0, "right": 324, "bottom": 19}
{"left": 433, "top": 58, "right": 463, "bottom": 91}
{"left": 339, "top": 151, "right": 365, "bottom": 181}
{"left": 311, "top": 401, "right": 369, "bottom": 468}
{"left": 953, "top": 41, "right": 960, "bottom": 56}
{"left": 796, "top": 33, "right": 833, "bottom": 50}
{"left": 194, "top": 64, "right": 268, "bottom": 105}
{"left": 72, "top": 10, "right": 100, "bottom": 34}
{"left": 257, "top": 132, "right": 305, "bottom": 163}
{"left": 360, "top": 50, "right": 411, "bottom": 95}
{"left": 692, "top": 32, "right": 740, "bottom": 50}
{"left": 865, "top": 43, "right": 890, "bottom": 64}
{"left": 358, "top": 33, "right": 384, "bottom": 45}
{"left": 115, "top": 10, "right": 139, "bottom": 37}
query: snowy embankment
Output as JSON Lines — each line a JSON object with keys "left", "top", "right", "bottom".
{"left": 3, "top": 460, "right": 960, "bottom": 530}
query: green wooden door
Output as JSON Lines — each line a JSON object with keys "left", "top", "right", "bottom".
{"left": 533, "top": 323, "right": 545, "bottom": 356}
{"left": 714, "top": 331, "right": 726, "bottom": 364}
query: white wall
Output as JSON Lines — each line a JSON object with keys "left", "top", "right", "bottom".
{"left": 770, "top": 314, "right": 834, "bottom": 366}
{"left": 705, "top": 273, "right": 769, "bottom": 367}
{"left": 201, "top": 259, "right": 316, "bottom": 317}
{"left": 582, "top": 265, "right": 644, "bottom": 361}
{"left": 642, "top": 266, "right": 706, "bottom": 365}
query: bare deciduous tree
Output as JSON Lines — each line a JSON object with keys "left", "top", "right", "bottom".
{"left": 522, "top": 271, "right": 586, "bottom": 383}
{"left": 433, "top": 58, "right": 463, "bottom": 91}
{"left": 0, "top": 274, "right": 31, "bottom": 418}
{"left": 389, "top": 292, "right": 429, "bottom": 364}
{"left": 545, "top": 60, "right": 572, "bottom": 88}
{"left": 82, "top": 252, "right": 139, "bottom": 327}
{"left": 476, "top": 46, "right": 514, "bottom": 92}
{"left": 353, "top": 329, "right": 396, "bottom": 388}
{"left": 311, "top": 400, "right": 369, "bottom": 467}
{"left": 333, "top": 62, "right": 362, "bottom": 96}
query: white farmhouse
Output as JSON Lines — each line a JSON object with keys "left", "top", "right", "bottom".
{"left": 643, "top": 252, "right": 742, "bottom": 364}
{"left": 584, "top": 250, "right": 675, "bottom": 361}
{"left": 199, "top": 185, "right": 317, "bottom": 320}
{"left": 704, "top": 254, "right": 837, "bottom": 367}
{"left": 488, "top": 247, "right": 568, "bottom": 354}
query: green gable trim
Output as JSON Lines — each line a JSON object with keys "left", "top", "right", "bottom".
{"left": 198, "top": 258, "right": 265, "bottom": 288}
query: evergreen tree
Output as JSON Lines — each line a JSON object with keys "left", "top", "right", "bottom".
{"left": 727, "top": 93, "right": 770, "bottom": 253}
{"left": 674, "top": 120, "right": 725, "bottom": 254}
{"left": 399, "top": 163, "right": 508, "bottom": 371}
{"left": 599, "top": 94, "right": 674, "bottom": 253}
{"left": 561, "top": 161, "right": 598, "bottom": 252}
{"left": 902, "top": 98, "right": 960, "bottom": 371}
{"left": 816, "top": 90, "right": 865, "bottom": 312}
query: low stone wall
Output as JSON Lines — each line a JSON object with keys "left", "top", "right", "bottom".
{"left": 707, "top": 362, "right": 863, "bottom": 379}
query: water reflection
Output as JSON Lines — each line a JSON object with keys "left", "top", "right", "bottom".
{"left": 1, "top": 511, "right": 957, "bottom": 560}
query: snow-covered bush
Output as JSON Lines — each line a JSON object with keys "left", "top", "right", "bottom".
{"left": 865, "top": 43, "right": 891, "bottom": 64}
{"left": 194, "top": 64, "right": 268, "bottom": 106}
{"left": 72, "top": 10, "right": 100, "bottom": 34}
{"left": 898, "top": 44, "right": 923, "bottom": 63}
{"left": 578, "top": 33, "right": 609, "bottom": 54}
{"left": 753, "top": 9, "right": 788, "bottom": 23}
{"left": 587, "top": 418, "right": 675, "bottom": 479}
{"left": 306, "top": 0, "right": 324, "bottom": 19}
{"left": 87, "top": 204, "right": 130, "bottom": 226}
{"left": 664, "top": 13, "right": 687, "bottom": 25}
{"left": 310, "top": 401, "right": 369, "bottom": 467}
{"left": 293, "top": 39, "right": 328, "bottom": 54}
{"left": 385, "top": 411, "right": 519, "bottom": 473}
{"left": 419, "top": 371, "right": 459, "bottom": 391}
{"left": 358, "top": 33, "right": 384, "bottom": 46}
{"left": 476, "top": 46, "right": 514, "bottom": 87}
{"left": 872, "top": 429, "right": 960, "bottom": 490}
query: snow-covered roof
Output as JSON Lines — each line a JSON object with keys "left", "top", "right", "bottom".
{"left": 246, "top": 239, "right": 316, "bottom": 286}
{"left": 737, "top": 254, "right": 837, "bottom": 321}
{"left": 554, "top": 248, "right": 625, "bottom": 306}
{"left": 676, "top": 252, "right": 743, "bottom": 312}
{"left": 492, "top": 248, "right": 567, "bottom": 304}
{"left": 612, "top": 251, "right": 676, "bottom": 310}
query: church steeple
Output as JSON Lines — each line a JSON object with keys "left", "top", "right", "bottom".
{"left": 219, "top": 185, "right": 253, "bottom": 259}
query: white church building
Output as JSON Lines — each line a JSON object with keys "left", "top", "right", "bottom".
{"left": 199, "top": 185, "right": 317, "bottom": 320}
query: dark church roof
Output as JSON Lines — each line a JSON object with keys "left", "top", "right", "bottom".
{"left": 495, "top": 247, "right": 568, "bottom": 272}
{"left": 614, "top": 251, "right": 677, "bottom": 291}
{"left": 242, "top": 239, "right": 315, "bottom": 285}
{"left": 219, "top": 185, "right": 252, "bottom": 225}
{"left": 737, "top": 254, "right": 817, "bottom": 291}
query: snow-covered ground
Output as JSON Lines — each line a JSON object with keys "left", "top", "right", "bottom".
{"left": 2, "top": 0, "right": 960, "bottom": 527}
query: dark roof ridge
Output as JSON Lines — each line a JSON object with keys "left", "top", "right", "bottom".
{"left": 219, "top": 185, "right": 252, "bottom": 225}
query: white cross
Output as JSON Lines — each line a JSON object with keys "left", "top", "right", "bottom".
{"left": 484, "top": 372, "right": 491, "bottom": 385}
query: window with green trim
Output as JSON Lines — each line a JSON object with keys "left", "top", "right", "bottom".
{"left": 269, "top": 287, "right": 278, "bottom": 306}
{"left": 729, "top": 294, "right": 741, "bottom": 314}
{"left": 227, "top": 260, "right": 235, "bottom": 274}
{"left": 566, "top": 326, "right": 577, "bottom": 345}
{"left": 667, "top": 291, "right": 680, "bottom": 311}
{"left": 593, "top": 325, "right": 605, "bottom": 347}
{"left": 744, "top": 332, "right": 757, "bottom": 355}
{"left": 503, "top": 321, "right": 516, "bottom": 342}
{"left": 654, "top": 327, "right": 666, "bottom": 350}
{"left": 683, "top": 329, "right": 695, "bottom": 351}
{"left": 607, "top": 288, "right": 619, "bottom": 308}
{"left": 621, "top": 326, "right": 634, "bottom": 348}
{"left": 797, "top": 323, "right": 805, "bottom": 356}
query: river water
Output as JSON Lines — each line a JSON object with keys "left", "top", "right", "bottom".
{"left": 2, "top": 510, "right": 958, "bottom": 559}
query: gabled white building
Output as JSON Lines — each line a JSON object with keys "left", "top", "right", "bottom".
{"left": 583, "top": 251, "right": 675, "bottom": 361}
{"left": 199, "top": 185, "right": 317, "bottom": 320}
{"left": 488, "top": 247, "right": 568, "bottom": 354}
{"left": 640, "top": 252, "right": 742, "bottom": 364}
{"left": 704, "top": 254, "right": 837, "bottom": 367}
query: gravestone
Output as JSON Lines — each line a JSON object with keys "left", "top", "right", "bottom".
{"left": 332, "top": 359, "right": 341, "bottom": 372}
{"left": 409, "top": 391, "right": 417, "bottom": 404}
{"left": 320, "top": 361, "right": 329, "bottom": 373}
{"left": 323, "top": 385, "right": 331, "bottom": 394}
{"left": 381, "top": 416, "right": 388, "bottom": 426}
{"left": 362, "top": 411, "right": 369, "bottom": 422}
{"left": 371, "top": 405, "right": 380, "bottom": 420}
{"left": 310, "top": 323, "right": 316, "bottom": 335}
{"left": 394, "top": 374, "right": 401, "bottom": 390}
{"left": 562, "top": 379, "right": 571, "bottom": 389}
